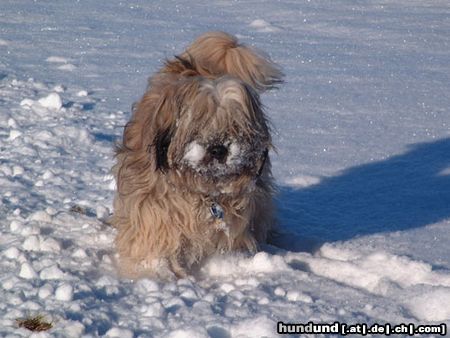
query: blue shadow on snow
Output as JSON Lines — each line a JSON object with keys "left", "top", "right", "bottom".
{"left": 271, "top": 137, "right": 450, "bottom": 252}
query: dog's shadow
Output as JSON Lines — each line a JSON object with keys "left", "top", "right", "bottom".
{"left": 270, "top": 137, "right": 450, "bottom": 252}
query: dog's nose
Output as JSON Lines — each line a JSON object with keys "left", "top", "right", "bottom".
{"left": 208, "top": 145, "right": 228, "bottom": 161}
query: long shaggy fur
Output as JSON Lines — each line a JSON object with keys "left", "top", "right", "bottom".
{"left": 112, "top": 31, "right": 283, "bottom": 278}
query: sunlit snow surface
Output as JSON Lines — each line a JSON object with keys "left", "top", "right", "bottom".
{"left": 1, "top": 0, "right": 449, "bottom": 337}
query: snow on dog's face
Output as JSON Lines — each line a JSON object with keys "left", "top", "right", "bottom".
{"left": 155, "top": 76, "right": 271, "bottom": 195}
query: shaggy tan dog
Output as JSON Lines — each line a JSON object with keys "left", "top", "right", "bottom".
{"left": 112, "top": 32, "right": 283, "bottom": 278}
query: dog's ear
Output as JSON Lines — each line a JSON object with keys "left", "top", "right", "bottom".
{"left": 120, "top": 78, "right": 179, "bottom": 170}
{"left": 121, "top": 103, "right": 142, "bottom": 151}
{"left": 153, "top": 127, "right": 173, "bottom": 172}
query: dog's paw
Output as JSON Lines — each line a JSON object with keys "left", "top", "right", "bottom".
{"left": 135, "top": 258, "right": 180, "bottom": 281}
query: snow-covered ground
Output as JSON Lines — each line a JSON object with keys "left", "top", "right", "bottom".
{"left": 1, "top": 1, "right": 449, "bottom": 337}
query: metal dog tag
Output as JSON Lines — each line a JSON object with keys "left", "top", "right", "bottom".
{"left": 210, "top": 202, "right": 229, "bottom": 237}
{"left": 210, "top": 202, "right": 224, "bottom": 220}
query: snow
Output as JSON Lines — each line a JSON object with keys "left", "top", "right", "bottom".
{"left": 46, "top": 56, "right": 70, "bottom": 64}
{"left": 38, "top": 93, "right": 63, "bottom": 110}
{"left": 55, "top": 283, "right": 74, "bottom": 302}
{"left": 104, "top": 328, "right": 133, "bottom": 338}
{"left": 183, "top": 141, "right": 206, "bottom": 167}
{"left": 19, "top": 262, "right": 38, "bottom": 279}
{"left": 226, "top": 142, "right": 241, "bottom": 166}
{"left": 1, "top": 0, "right": 449, "bottom": 337}
{"left": 57, "top": 64, "right": 77, "bottom": 72}
{"left": 38, "top": 284, "right": 54, "bottom": 300}
{"left": 39, "top": 265, "right": 66, "bottom": 281}
{"left": 203, "top": 252, "right": 290, "bottom": 277}
{"left": 8, "top": 129, "right": 23, "bottom": 141}
{"left": 166, "top": 328, "right": 209, "bottom": 338}
{"left": 249, "top": 19, "right": 281, "bottom": 33}
{"left": 407, "top": 290, "right": 450, "bottom": 322}
{"left": 76, "top": 90, "right": 88, "bottom": 97}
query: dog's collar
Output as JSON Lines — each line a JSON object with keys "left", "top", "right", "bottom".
{"left": 162, "top": 148, "right": 268, "bottom": 236}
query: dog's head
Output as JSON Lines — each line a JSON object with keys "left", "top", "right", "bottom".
{"left": 124, "top": 75, "right": 271, "bottom": 196}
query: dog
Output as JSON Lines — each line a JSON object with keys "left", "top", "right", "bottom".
{"left": 112, "top": 32, "right": 283, "bottom": 278}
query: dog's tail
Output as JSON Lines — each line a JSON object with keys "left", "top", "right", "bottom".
{"left": 164, "top": 31, "right": 283, "bottom": 92}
